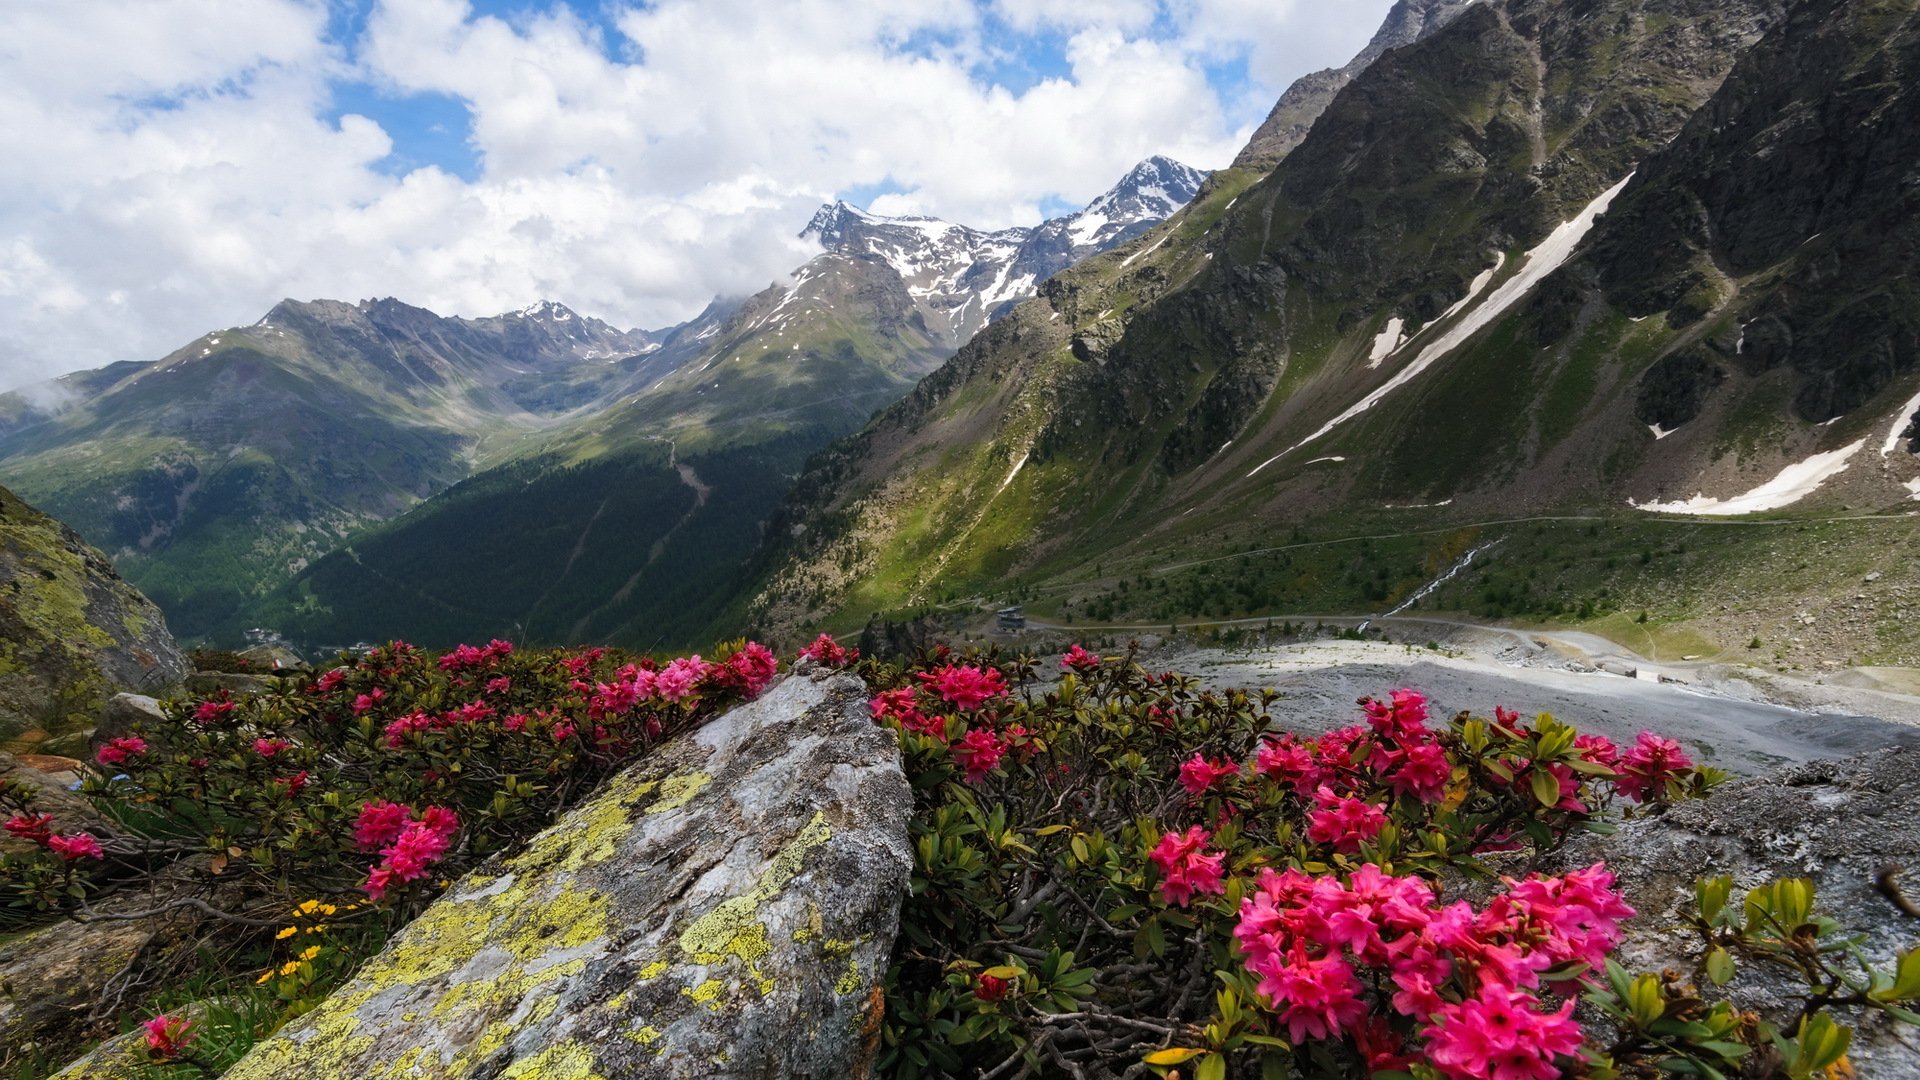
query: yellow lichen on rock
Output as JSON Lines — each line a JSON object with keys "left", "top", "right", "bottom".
{"left": 644, "top": 772, "right": 711, "bottom": 813}
{"left": 497, "top": 1042, "right": 608, "bottom": 1080}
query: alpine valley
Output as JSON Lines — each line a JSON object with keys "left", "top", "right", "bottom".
{"left": 746, "top": 0, "right": 1920, "bottom": 672}
{"left": 0, "top": 158, "right": 1207, "bottom": 650}
{"left": 4, "top": 0, "right": 1918, "bottom": 676}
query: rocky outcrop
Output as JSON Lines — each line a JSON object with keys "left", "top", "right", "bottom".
{"left": 1553, "top": 748, "right": 1920, "bottom": 1075}
{"left": 226, "top": 667, "right": 912, "bottom": 1079}
{"left": 0, "top": 484, "right": 185, "bottom": 749}
{"left": 0, "top": 919, "right": 155, "bottom": 1073}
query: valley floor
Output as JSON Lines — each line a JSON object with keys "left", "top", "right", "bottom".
{"left": 1021, "top": 616, "right": 1920, "bottom": 777}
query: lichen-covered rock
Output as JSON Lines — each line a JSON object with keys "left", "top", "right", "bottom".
{"left": 49, "top": 999, "right": 220, "bottom": 1079}
{"left": 227, "top": 666, "right": 911, "bottom": 1079}
{"left": 0, "top": 484, "right": 185, "bottom": 748}
{"left": 0, "top": 918, "right": 154, "bottom": 1072}
{"left": 1552, "top": 748, "right": 1920, "bottom": 1076}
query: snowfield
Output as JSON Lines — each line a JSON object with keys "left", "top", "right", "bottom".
{"left": 1631, "top": 438, "right": 1868, "bottom": 515}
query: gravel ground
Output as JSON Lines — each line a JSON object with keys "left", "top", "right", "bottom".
{"left": 1138, "top": 626, "right": 1920, "bottom": 776}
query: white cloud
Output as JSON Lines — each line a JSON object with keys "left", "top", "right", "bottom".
{"left": 0, "top": 0, "right": 1396, "bottom": 391}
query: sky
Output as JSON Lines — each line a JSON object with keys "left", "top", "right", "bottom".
{"left": 0, "top": 0, "right": 1397, "bottom": 391}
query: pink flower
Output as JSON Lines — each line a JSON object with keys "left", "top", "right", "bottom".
{"left": 1574, "top": 733, "right": 1619, "bottom": 767}
{"left": 1425, "top": 985, "right": 1582, "bottom": 1080}
{"left": 47, "top": 832, "right": 104, "bottom": 861}
{"left": 143, "top": 1013, "right": 196, "bottom": 1058}
{"left": 3, "top": 813, "right": 54, "bottom": 843}
{"left": 1363, "top": 689, "right": 1432, "bottom": 743}
{"left": 1060, "top": 644, "right": 1101, "bottom": 673}
{"left": 975, "top": 973, "right": 1012, "bottom": 1001}
{"left": 485, "top": 676, "right": 512, "bottom": 695}
{"left": 727, "top": 642, "right": 780, "bottom": 697}
{"left": 916, "top": 665, "right": 1008, "bottom": 711}
{"left": 503, "top": 713, "right": 530, "bottom": 732}
{"left": 95, "top": 736, "right": 148, "bottom": 766}
{"left": 1379, "top": 741, "right": 1452, "bottom": 803}
{"left": 656, "top": 656, "right": 710, "bottom": 702}
{"left": 252, "top": 737, "right": 290, "bottom": 759}
{"left": 363, "top": 865, "right": 396, "bottom": 901}
{"left": 1306, "top": 788, "right": 1389, "bottom": 853}
{"left": 353, "top": 800, "right": 413, "bottom": 851}
{"left": 192, "top": 698, "right": 237, "bottom": 725}
{"left": 552, "top": 720, "right": 577, "bottom": 741}
{"left": 1248, "top": 946, "right": 1370, "bottom": 1044}
{"left": 276, "top": 771, "right": 309, "bottom": 798}
{"left": 1148, "top": 826, "right": 1227, "bottom": 907}
{"left": 868, "top": 688, "right": 917, "bottom": 721}
{"left": 1177, "top": 753, "right": 1240, "bottom": 796}
{"left": 381, "top": 821, "right": 451, "bottom": 883}
{"left": 419, "top": 806, "right": 460, "bottom": 840}
{"left": 952, "top": 728, "right": 1006, "bottom": 783}
{"left": 1615, "top": 731, "right": 1692, "bottom": 803}
{"left": 799, "top": 633, "right": 856, "bottom": 666}
{"left": 1253, "top": 735, "right": 1321, "bottom": 794}
{"left": 351, "top": 687, "right": 386, "bottom": 714}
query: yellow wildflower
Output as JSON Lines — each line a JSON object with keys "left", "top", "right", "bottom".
{"left": 298, "top": 945, "right": 322, "bottom": 962}
{"left": 297, "top": 899, "right": 321, "bottom": 915}
{"left": 275, "top": 926, "right": 298, "bottom": 940}
{"left": 278, "top": 961, "right": 302, "bottom": 976}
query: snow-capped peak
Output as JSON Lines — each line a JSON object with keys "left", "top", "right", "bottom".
{"left": 515, "top": 300, "right": 574, "bottom": 321}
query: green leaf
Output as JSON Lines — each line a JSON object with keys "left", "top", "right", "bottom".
{"left": 1705, "top": 946, "right": 1735, "bottom": 986}
{"left": 1531, "top": 768, "right": 1562, "bottom": 808}
{"left": 1142, "top": 1048, "right": 1205, "bottom": 1066}
{"left": 1195, "top": 1053, "right": 1226, "bottom": 1080}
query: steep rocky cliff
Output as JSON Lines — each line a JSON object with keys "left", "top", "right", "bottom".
{"left": 0, "top": 483, "right": 184, "bottom": 748}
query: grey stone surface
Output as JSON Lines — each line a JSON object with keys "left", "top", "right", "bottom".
{"left": 226, "top": 666, "right": 911, "bottom": 1079}
{"left": 0, "top": 919, "right": 153, "bottom": 1073}
{"left": 89, "top": 693, "right": 165, "bottom": 758}
{"left": 1552, "top": 748, "right": 1920, "bottom": 1075}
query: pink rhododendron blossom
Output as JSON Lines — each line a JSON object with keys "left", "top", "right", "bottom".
{"left": 353, "top": 800, "right": 414, "bottom": 851}
{"left": 916, "top": 664, "right": 1008, "bottom": 711}
{"left": 1616, "top": 731, "right": 1692, "bottom": 803}
{"left": 47, "top": 832, "right": 104, "bottom": 861}
{"left": 798, "top": 633, "right": 855, "bottom": 666}
{"left": 975, "top": 973, "right": 1011, "bottom": 1001}
{"left": 656, "top": 656, "right": 710, "bottom": 702}
{"left": 1249, "top": 946, "right": 1370, "bottom": 1044}
{"left": 193, "top": 697, "right": 237, "bottom": 725}
{"left": 363, "top": 866, "right": 396, "bottom": 901}
{"left": 1306, "top": 787, "right": 1389, "bottom": 852}
{"left": 1377, "top": 741, "right": 1452, "bottom": 803}
{"left": 144, "top": 1013, "right": 196, "bottom": 1057}
{"left": 95, "top": 736, "right": 148, "bottom": 766}
{"left": 4, "top": 813, "right": 54, "bottom": 843}
{"left": 726, "top": 642, "right": 779, "bottom": 697}
{"left": 309, "top": 669, "right": 345, "bottom": 696}
{"left": 252, "top": 738, "right": 290, "bottom": 759}
{"left": 1178, "top": 753, "right": 1240, "bottom": 796}
{"left": 1574, "top": 733, "right": 1620, "bottom": 767}
{"left": 1253, "top": 735, "right": 1321, "bottom": 794}
{"left": 485, "top": 676, "right": 512, "bottom": 695}
{"left": 351, "top": 687, "right": 386, "bottom": 714}
{"left": 1148, "top": 826, "right": 1227, "bottom": 907}
{"left": 503, "top": 713, "right": 529, "bottom": 732}
{"left": 1425, "top": 985, "right": 1582, "bottom": 1080}
{"left": 952, "top": 728, "right": 1007, "bottom": 783}
{"left": 1363, "top": 689, "right": 1432, "bottom": 743}
{"left": 276, "top": 771, "right": 309, "bottom": 798}
{"left": 1060, "top": 644, "right": 1101, "bottom": 673}
{"left": 419, "top": 806, "right": 461, "bottom": 840}
{"left": 552, "top": 720, "right": 578, "bottom": 741}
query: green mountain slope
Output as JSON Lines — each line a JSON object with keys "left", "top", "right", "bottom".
{"left": 740, "top": 0, "right": 1920, "bottom": 668}
{"left": 0, "top": 299, "right": 665, "bottom": 639}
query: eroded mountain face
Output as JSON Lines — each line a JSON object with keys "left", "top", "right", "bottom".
{"left": 742, "top": 0, "right": 1920, "bottom": 645}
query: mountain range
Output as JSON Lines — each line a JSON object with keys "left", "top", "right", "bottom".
{"left": 0, "top": 155, "right": 1205, "bottom": 648}
{"left": 741, "top": 0, "right": 1920, "bottom": 669}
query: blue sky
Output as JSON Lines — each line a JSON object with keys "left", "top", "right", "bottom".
{"left": 0, "top": 0, "right": 1396, "bottom": 385}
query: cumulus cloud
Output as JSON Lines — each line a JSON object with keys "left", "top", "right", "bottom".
{"left": 0, "top": 0, "right": 1395, "bottom": 390}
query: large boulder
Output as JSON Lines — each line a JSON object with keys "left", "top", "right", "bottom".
{"left": 0, "top": 919, "right": 155, "bottom": 1073}
{"left": 1553, "top": 748, "right": 1920, "bottom": 1076}
{"left": 226, "top": 666, "right": 912, "bottom": 1079}
{"left": 0, "top": 484, "right": 185, "bottom": 748}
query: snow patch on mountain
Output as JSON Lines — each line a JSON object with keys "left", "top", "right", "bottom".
{"left": 1632, "top": 439, "right": 1869, "bottom": 515}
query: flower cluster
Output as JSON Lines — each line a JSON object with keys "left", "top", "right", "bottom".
{"left": 143, "top": 1013, "right": 196, "bottom": 1058}
{"left": 869, "top": 660, "right": 1015, "bottom": 785}
{"left": 356, "top": 803, "right": 460, "bottom": 900}
{"left": 798, "top": 632, "right": 858, "bottom": 667}
{"left": 95, "top": 735, "right": 148, "bottom": 766}
{"left": 1235, "top": 862, "right": 1632, "bottom": 1076}
{"left": 1147, "top": 826, "right": 1226, "bottom": 906}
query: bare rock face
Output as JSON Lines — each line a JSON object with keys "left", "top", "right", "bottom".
{"left": 0, "top": 484, "right": 185, "bottom": 748}
{"left": 0, "top": 919, "right": 154, "bottom": 1073}
{"left": 1552, "top": 748, "right": 1920, "bottom": 1075}
{"left": 226, "top": 667, "right": 912, "bottom": 1079}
